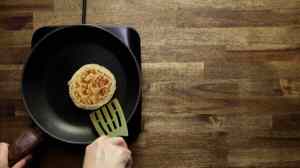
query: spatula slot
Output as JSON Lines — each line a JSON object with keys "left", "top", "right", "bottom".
{"left": 116, "top": 110, "right": 122, "bottom": 127}
{"left": 99, "top": 122, "right": 108, "bottom": 135}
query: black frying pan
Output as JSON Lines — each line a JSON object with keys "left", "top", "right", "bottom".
{"left": 8, "top": 25, "right": 141, "bottom": 165}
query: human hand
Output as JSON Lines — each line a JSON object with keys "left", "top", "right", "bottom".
{"left": 0, "top": 143, "right": 32, "bottom": 168}
{"left": 83, "top": 136, "right": 132, "bottom": 168}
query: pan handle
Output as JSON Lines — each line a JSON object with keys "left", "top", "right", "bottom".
{"left": 8, "top": 128, "right": 44, "bottom": 166}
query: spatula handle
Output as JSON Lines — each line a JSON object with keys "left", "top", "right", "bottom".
{"left": 8, "top": 128, "right": 44, "bottom": 166}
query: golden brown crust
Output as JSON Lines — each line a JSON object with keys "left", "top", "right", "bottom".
{"left": 68, "top": 64, "right": 116, "bottom": 110}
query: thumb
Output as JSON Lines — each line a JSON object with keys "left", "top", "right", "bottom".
{"left": 12, "top": 155, "right": 32, "bottom": 168}
{"left": 0, "top": 143, "right": 9, "bottom": 168}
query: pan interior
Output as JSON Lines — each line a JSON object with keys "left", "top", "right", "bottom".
{"left": 22, "top": 26, "right": 140, "bottom": 144}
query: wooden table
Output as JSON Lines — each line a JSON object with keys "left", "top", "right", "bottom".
{"left": 1, "top": 0, "right": 300, "bottom": 167}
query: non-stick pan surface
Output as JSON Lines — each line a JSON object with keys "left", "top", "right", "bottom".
{"left": 22, "top": 25, "right": 141, "bottom": 144}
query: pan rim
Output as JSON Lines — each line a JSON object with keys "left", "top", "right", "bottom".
{"left": 22, "top": 24, "right": 142, "bottom": 144}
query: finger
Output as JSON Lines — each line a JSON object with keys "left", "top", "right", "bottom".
{"left": 125, "top": 155, "right": 133, "bottom": 168}
{"left": 0, "top": 143, "right": 9, "bottom": 167}
{"left": 122, "top": 149, "right": 132, "bottom": 168}
{"left": 87, "top": 135, "right": 109, "bottom": 151}
{"left": 12, "top": 155, "right": 32, "bottom": 168}
{"left": 111, "top": 137, "right": 128, "bottom": 148}
{"left": 94, "top": 135, "right": 109, "bottom": 144}
{"left": 119, "top": 148, "right": 132, "bottom": 161}
{"left": 88, "top": 136, "right": 107, "bottom": 149}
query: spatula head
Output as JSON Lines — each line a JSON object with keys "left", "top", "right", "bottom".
{"left": 90, "top": 98, "right": 128, "bottom": 137}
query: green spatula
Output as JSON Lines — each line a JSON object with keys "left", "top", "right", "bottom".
{"left": 89, "top": 98, "right": 128, "bottom": 137}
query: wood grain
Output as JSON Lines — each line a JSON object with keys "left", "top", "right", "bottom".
{"left": 1, "top": 0, "right": 300, "bottom": 168}
{"left": 143, "top": 62, "right": 204, "bottom": 82}
{"left": 0, "top": 0, "right": 53, "bottom": 12}
{"left": 33, "top": 12, "right": 80, "bottom": 29}
{"left": 0, "top": 13, "right": 32, "bottom": 31}
{"left": 0, "top": 30, "right": 32, "bottom": 47}
{"left": 87, "top": 0, "right": 176, "bottom": 28}
{"left": 177, "top": 8, "right": 300, "bottom": 28}
{"left": 0, "top": 117, "right": 31, "bottom": 143}
{"left": 53, "top": 0, "right": 81, "bottom": 12}
{"left": 0, "top": 47, "right": 29, "bottom": 64}
{"left": 176, "top": 0, "right": 300, "bottom": 10}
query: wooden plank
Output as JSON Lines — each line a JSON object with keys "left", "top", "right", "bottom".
{"left": 139, "top": 27, "right": 300, "bottom": 52}
{"left": 229, "top": 147, "right": 300, "bottom": 167}
{"left": 54, "top": 0, "right": 81, "bottom": 12}
{"left": 142, "top": 45, "right": 224, "bottom": 63}
{"left": 132, "top": 113, "right": 300, "bottom": 167}
{"left": 143, "top": 79, "right": 284, "bottom": 98}
{"left": 0, "top": 99, "right": 25, "bottom": 117}
{"left": 222, "top": 26, "right": 300, "bottom": 51}
{"left": 0, "top": 99, "right": 17, "bottom": 118}
{"left": 88, "top": 0, "right": 176, "bottom": 13}
{"left": 0, "top": 47, "right": 29, "bottom": 64}
{"left": 0, "top": 0, "right": 53, "bottom": 12}
{"left": 143, "top": 80, "right": 300, "bottom": 116}
{"left": 176, "top": 0, "right": 300, "bottom": 10}
{"left": 177, "top": 8, "right": 300, "bottom": 28}
{"left": 143, "top": 62, "right": 204, "bottom": 82}
{"left": 131, "top": 148, "right": 211, "bottom": 168}
{"left": 0, "top": 82, "right": 21, "bottom": 99}
{"left": 33, "top": 12, "right": 80, "bottom": 29}
{"left": 86, "top": 0, "right": 176, "bottom": 27}
{"left": 142, "top": 105, "right": 272, "bottom": 134}
{"left": 129, "top": 119, "right": 223, "bottom": 168}
{"left": 130, "top": 113, "right": 276, "bottom": 168}
{"left": 0, "top": 117, "right": 31, "bottom": 143}
{"left": 142, "top": 45, "right": 300, "bottom": 63}
{"left": 13, "top": 100, "right": 26, "bottom": 117}
{"left": 143, "top": 95, "right": 300, "bottom": 115}
{"left": 0, "top": 30, "right": 32, "bottom": 47}
{"left": 270, "top": 62, "right": 300, "bottom": 79}
{"left": 272, "top": 114, "right": 300, "bottom": 132}
{"left": 205, "top": 62, "right": 300, "bottom": 79}
{"left": 0, "top": 65, "right": 23, "bottom": 81}
{"left": 0, "top": 12, "right": 32, "bottom": 31}
{"left": 143, "top": 95, "right": 300, "bottom": 118}
{"left": 227, "top": 137, "right": 300, "bottom": 151}
{"left": 205, "top": 62, "right": 277, "bottom": 79}
{"left": 278, "top": 78, "right": 300, "bottom": 96}
{"left": 87, "top": 12, "right": 175, "bottom": 28}
{"left": 224, "top": 49, "right": 300, "bottom": 63}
